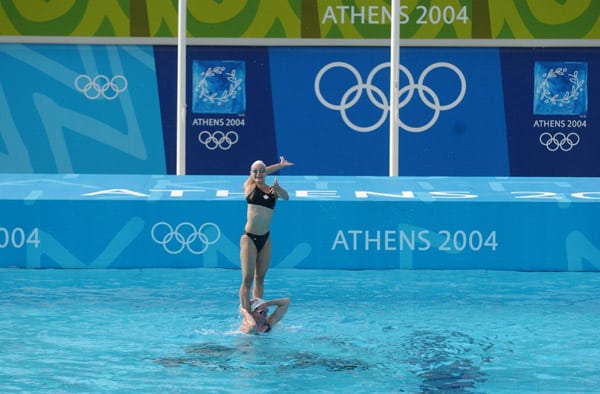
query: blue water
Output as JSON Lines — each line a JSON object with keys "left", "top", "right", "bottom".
{"left": 1, "top": 268, "right": 599, "bottom": 393}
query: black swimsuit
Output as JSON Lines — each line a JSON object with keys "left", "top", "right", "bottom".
{"left": 246, "top": 186, "right": 276, "bottom": 209}
{"left": 244, "top": 231, "right": 270, "bottom": 252}
{"left": 245, "top": 186, "right": 276, "bottom": 252}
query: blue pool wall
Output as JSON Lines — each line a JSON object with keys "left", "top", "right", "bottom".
{"left": 0, "top": 174, "right": 598, "bottom": 271}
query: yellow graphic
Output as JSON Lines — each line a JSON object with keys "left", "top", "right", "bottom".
{"left": 0, "top": 0, "right": 597, "bottom": 39}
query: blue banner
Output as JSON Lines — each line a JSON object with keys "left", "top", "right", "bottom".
{"left": 154, "top": 46, "right": 279, "bottom": 175}
{"left": 269, "top": 46, "right": 509, "bottom": 175}
{"left": 0, "top": 174, "right": 598, "bottom": 271}
{"left": 500, "top": 47, "right": 599, "bottom": 176}
{"left": 0, "top": 44, "right": 166, "bottom": 173}
{"left": 1, "top": 43, "right": 599, "bottom": 177}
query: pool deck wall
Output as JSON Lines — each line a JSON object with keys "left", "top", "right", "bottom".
{"left": 0, "top": 174, "right": 598, "bottom": 271}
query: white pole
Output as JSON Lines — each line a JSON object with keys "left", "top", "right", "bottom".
{"left": 388, "top": 0, "right": 400, "bottom": 176}
{"left": 176, "top": 0, "right": 187, "bottom": 175}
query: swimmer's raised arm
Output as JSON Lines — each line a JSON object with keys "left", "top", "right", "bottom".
{"left": 265, "top": 297, "right": 290, "bottom": 327}
{"left": 265, "top": 156, "right": 294, "bottom": 175}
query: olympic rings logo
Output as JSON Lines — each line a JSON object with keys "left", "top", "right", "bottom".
{"left": 314, "top": 61, "right": 466, "bottom": 133}
{"left": 74, "top": 74, "right": 128, "bottom": 100}
{"left": 539, "top": 132, "right": 580, "bottom": 152}
{"left": 151, "top": 222, "right": 221, "bottom": 254}
{"left": 198, "top": 130, "right": 239, "bottom": 150}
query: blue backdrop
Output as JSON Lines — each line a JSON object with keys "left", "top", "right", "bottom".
{"left": 0, "top": 44, "right": 597, "bottom": 176}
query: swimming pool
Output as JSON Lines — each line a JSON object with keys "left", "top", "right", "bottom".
{"left": 1, "top": 268, "right": 599, "bottom": 393}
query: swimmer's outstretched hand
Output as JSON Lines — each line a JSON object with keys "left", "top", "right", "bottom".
{"left": 265, "top": 156, "right": 294, "bottom": 176}
{"left": 279, "top": 156, "right": 294, "bottom": 168}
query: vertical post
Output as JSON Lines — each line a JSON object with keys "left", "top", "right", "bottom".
{"left": 389, "top": 0, "right": 400, "bottom": 176}
{"left": 176, "top": 0, "right": 187, "bottom": 175}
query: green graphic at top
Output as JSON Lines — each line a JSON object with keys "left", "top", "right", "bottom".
{"left": 0, "top": 0, "right": 598, "bottom": 39}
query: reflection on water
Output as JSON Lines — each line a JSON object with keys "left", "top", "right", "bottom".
{"left": 402, "top": 330, "right": 493, "bottom": 393}
{"left": 155, "top": 343, "right": 369, "bottom": 372}
{"left": 156, "top": 329, "right": 494, "bottom": 392}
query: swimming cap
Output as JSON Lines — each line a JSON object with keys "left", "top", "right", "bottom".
{"left": 250, "top": 298, "right": 267, "bottom": 312}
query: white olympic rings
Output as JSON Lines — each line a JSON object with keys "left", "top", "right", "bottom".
{"left": 539, "top": 132, "right": 580, "bottom": 152}
{"left": 315, "top": 61, "right": 466, "bottom": 133}
{"left": 151, "top": 222, "right": 221, "bottom": 254}
{"left": 75, "top": 74, "right": 128, "bottom": 100}
{"left": 198, "top": 130, "right": 239, "bottom": 150}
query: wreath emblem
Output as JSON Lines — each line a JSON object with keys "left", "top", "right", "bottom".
{"left": 196, "top": 66, "right": 243, "bottom": 107}
{"left": 537, "top": 67, "right": 584, "bottom": 108}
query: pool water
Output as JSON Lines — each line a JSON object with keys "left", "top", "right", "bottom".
{"left": 1, "top": 268, "right": 599, "bottom": 393}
